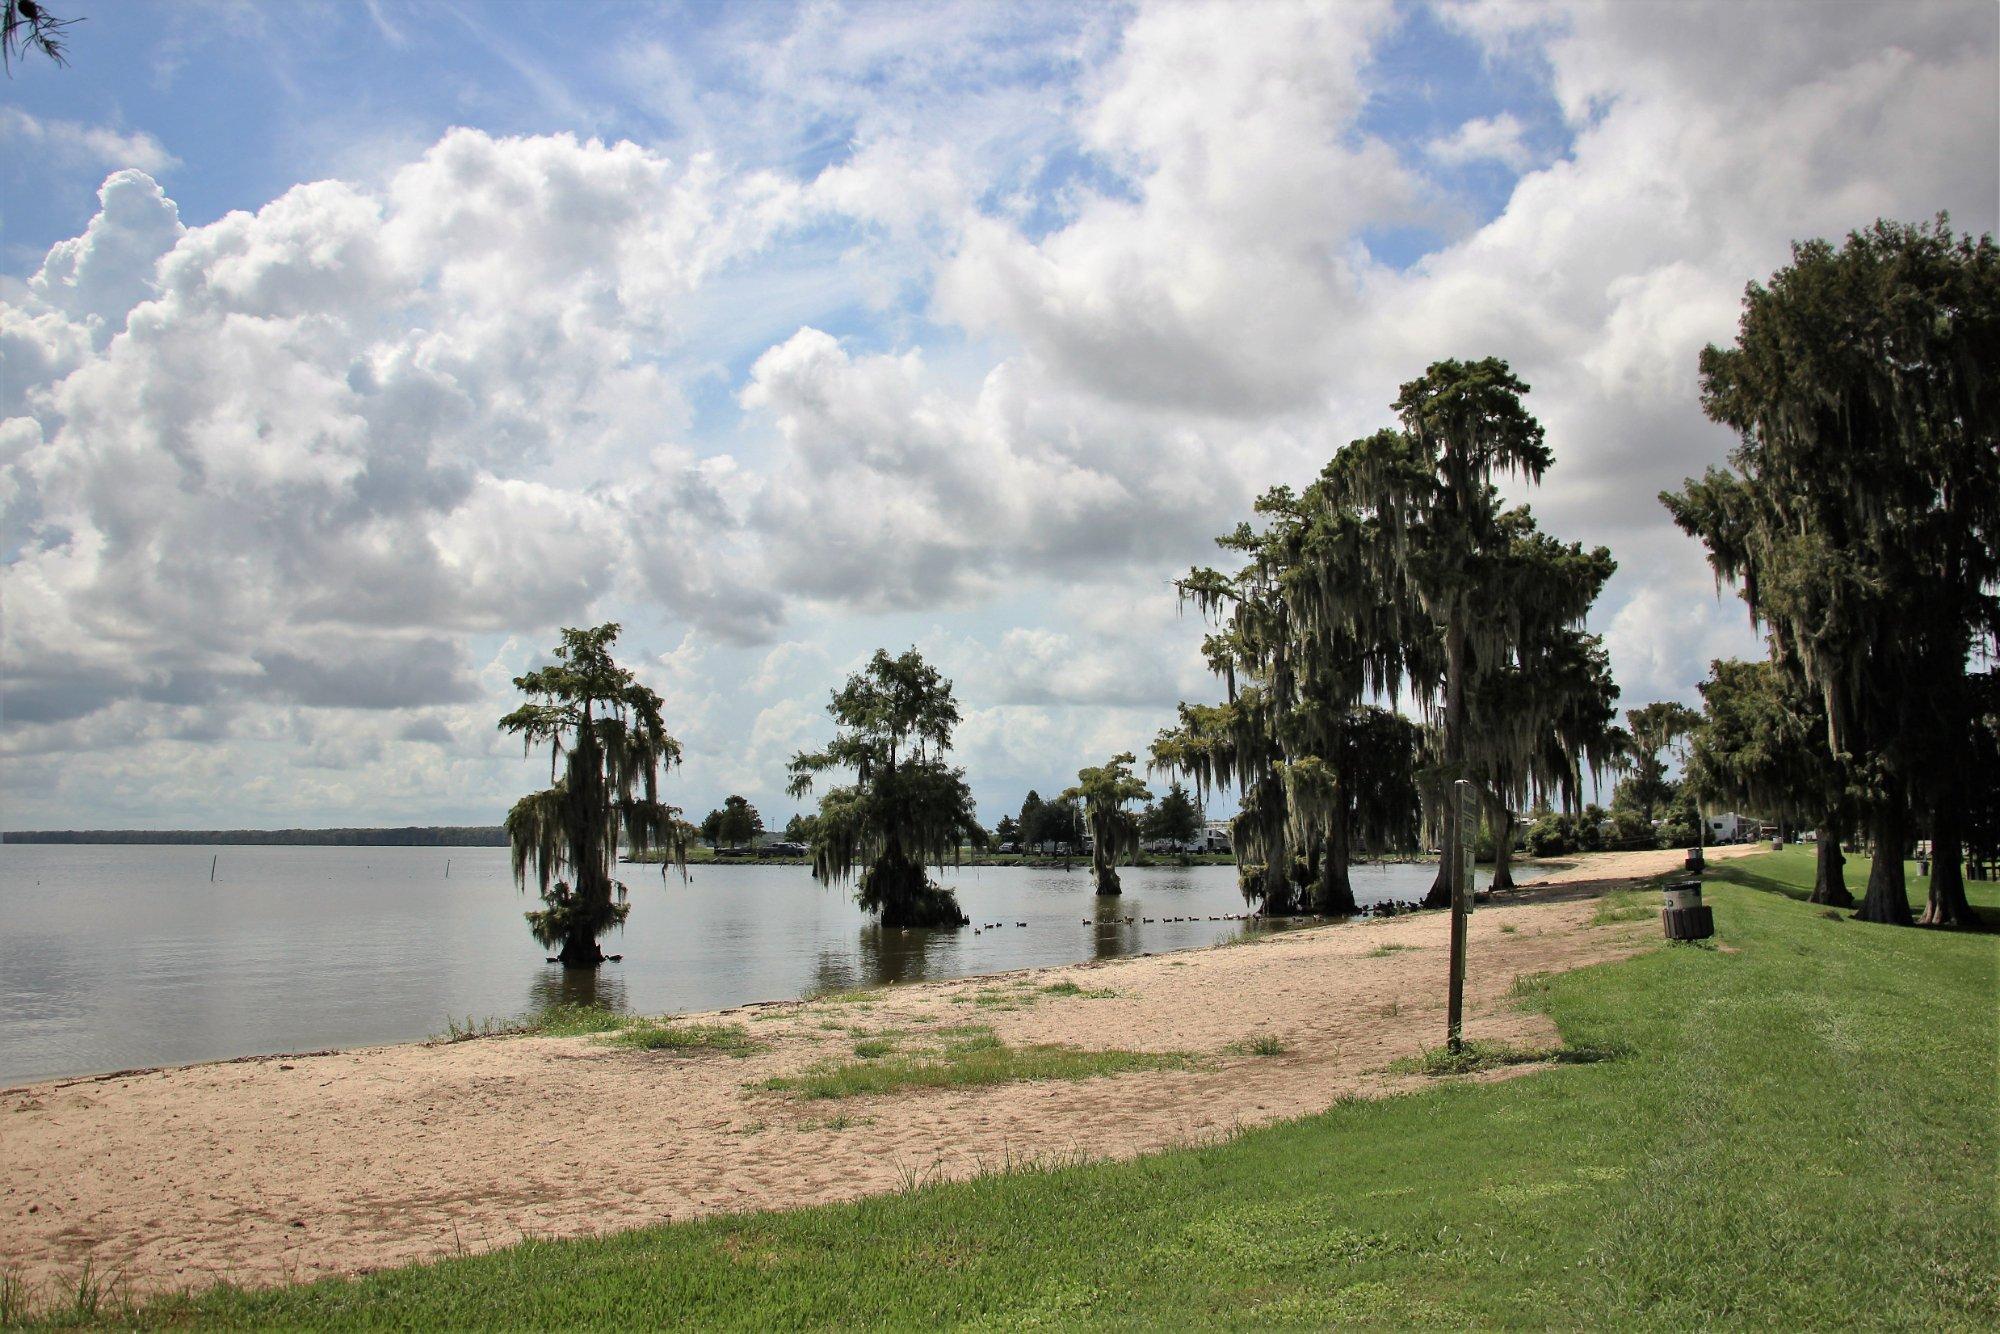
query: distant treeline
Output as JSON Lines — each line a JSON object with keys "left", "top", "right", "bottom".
{"left": 4, "top": 826, "right": 507, "bottom": 846}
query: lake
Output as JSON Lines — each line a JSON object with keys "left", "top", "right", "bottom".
{"left": 0, "top": 844, "right": 1476, "bottom": 1086}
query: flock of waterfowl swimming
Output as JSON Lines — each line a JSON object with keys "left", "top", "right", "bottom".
{"left": 971, "top": 912, "right": 1276, "bottom": 935}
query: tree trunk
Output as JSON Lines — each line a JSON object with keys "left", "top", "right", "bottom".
{"left": 1808, "top": 822, "right": 1852, "bottom": 908}
{"left": 1490, "top": 809, "right": 1517, "bottom": 893}
{"left": 1315, "top": 810, "right": 1358, "bottom": 916}
{"left": 1424, "top": 621, "right": 1468, "bottom": 910}
{"left": 561, "top": 714, "right": 616, "bottom": 966}
{"left": 1856, "top": 786, "right": 1914, "bottom": 926}
{"left": 1919, "top": 799, "right": 1975, "bottom": 928}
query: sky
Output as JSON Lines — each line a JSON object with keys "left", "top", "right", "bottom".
{"left": 2, "top": 0, "right": 1995, "bottom": 832}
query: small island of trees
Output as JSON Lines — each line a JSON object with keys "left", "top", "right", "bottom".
{"left": 786, "top": 649, "right": 987, "bottom": 928}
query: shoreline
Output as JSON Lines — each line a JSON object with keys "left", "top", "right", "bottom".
{"left": 0, "top": 846, "right": 1760, "bottom": 1301}
{"left": 4, "top": 847, "right": 1729, "bottom": 1096}
{"left": 1, "top": 847, "right": 1740, "bottom": 1095}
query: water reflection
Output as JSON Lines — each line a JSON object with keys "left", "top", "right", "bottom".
{"left": 526, "top": 966, "right": 629, "bottom": 1015}
{"left": 1091, "top": 895, "right": 1142, "bottom": 960}
{"left": 862, "top": 924, "right": 964, "bottom": 986}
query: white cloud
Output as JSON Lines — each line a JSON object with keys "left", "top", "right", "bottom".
{"left": 1425, "top": 111, "right": 1533, "bottom": 170}
{"left": 2, "top": 0, "right": 1993, "bottom": 830}
{"left": 1, "top": 130, "right": 802, "bottom": 764}
{"left": 937, "top": 0, "right": 1418, "bottom": 418}
{"left": 0, "top": 107, "right": 177, "bottom": 176}
{"left": 28, "top": 170, "right": 185, "bottom": 342}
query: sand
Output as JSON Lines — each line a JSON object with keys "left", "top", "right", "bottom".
{"left": 0, "top": 844, "right": 1755, "bottom": 1300}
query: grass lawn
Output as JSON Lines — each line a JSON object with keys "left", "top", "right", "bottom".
{"left": 17, "top": 849, "right": 1997, "bottom": 1329}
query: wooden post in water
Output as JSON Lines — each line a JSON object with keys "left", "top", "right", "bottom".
{"left": 1446, "top": 779, "right": 1477, "bottom": 1053}
{"left": 210, "top": 854, "right": 218, "bottom": 883}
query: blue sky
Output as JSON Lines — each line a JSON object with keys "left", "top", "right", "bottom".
{"left": 2, "top": 0, "right": 1995, "bottom": 830}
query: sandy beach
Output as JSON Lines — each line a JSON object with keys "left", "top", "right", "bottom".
{"left": 0, "top": 845, "right": 1756, "bottom": 1300}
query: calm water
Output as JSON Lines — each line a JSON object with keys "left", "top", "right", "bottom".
{"left": 0, "top": 845, "right": 1475, "bottom": 1086}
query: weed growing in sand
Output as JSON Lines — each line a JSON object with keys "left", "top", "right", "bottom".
{"left": 435, "top": 1002, "right": 634, "bottom": 1043}
{"left": 1498, "top": 923, "right": 1519, "bottom": 934}
{"left": 10, "top": 1260, "right": 122, "bottom": 1326}
{"left": 797, "top": 1113, "right": 874, "bottom": 1131}
{"left": 1041, "top": 981, "right": 1117, "bottom": 999}
{"left": 1232, "top": 1035, "right": 1288, "bottom": 1057}
{"left": 808, "top": 986, "right": 885, "bottom": 1007}
{"left": 601, "top": 1021, "right": 761, "bottom": 1056}
{"left": 438, "top": 1015, "right": 513, "bottom": 1042}
{"left": 1365, "top": 942, "right": 1417, "bottom": 958}
{"left": 528, "top": 1003, "right": 638, "bottom": 1036}
{"left": 852, "top": 1037, "right": 900, "bottom": 1058}
{"left": 762, "top": 1023, "right": 1189, "bottom": 1100}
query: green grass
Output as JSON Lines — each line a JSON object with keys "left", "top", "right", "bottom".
{"left": 1363, "top": 941, "right": 1417, "bottom": 958}
{"left": 1039, "top": 981, "right": 1117, "bottom": 999}
{"left": 1591, "top": 887, "right": 1657, "bottom": 924}
{"left": 806, "top": 986, "right": 883, "bottom": 1007}
{"left": 15, "top": 850, "right": 1997, "bottom": 1329}
{"left": 438, "top": 1005, "right": 761, "bottom": 1057}
{"left": 599, "top": 1021, "right": 760, "bottom": 1055}
{"left": 759, "top": 1024, "right": 1191, "bottom": 1101}
{"left": 436, "top": 1002, "right": 634, "bottom": 1042}
{"left": 1388, "top": 1038, "right": 1626, "bottom": 1077}
{"left": 1234, "top": 1034, "right": 1288, "bottom": 1057}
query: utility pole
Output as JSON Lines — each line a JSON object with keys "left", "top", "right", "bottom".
{"left": 1447, "top": 778, "right": 1477, "bottom": 1053}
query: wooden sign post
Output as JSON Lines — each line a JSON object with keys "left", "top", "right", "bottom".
{"left": 1446, "top": 778, "right": 1477, "bottom": 1053}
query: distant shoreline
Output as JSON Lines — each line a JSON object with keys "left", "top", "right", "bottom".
{"left": 2, "top": 827, "right": 507, "bottom": 847}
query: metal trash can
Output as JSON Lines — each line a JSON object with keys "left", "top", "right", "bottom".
{"left": 1663, "top": 879, "right": 1715, "bottom": 941}
{"left": 1684, "top": 846, "right": 1704, "bottom": 874}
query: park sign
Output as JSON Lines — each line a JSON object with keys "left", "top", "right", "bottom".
{"left": 1446, "top": 779, "right": 1478, "bottom": 1052}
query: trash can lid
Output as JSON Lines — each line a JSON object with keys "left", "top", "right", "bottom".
{"left": 1665, "top": 879, "right": 1703, "bottom": 895}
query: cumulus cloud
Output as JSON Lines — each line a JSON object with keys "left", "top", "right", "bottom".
{"left": 737, "top": 326, "right": 1259, "bottom": 613}
{"left": 0, "top": 107, "right": 177, "bottom": 176}
{"left": 936, "top": 0, "right": 1418, "bottom": 418}
{"left": 2, "top": 0, "right": 1992, "bottom": 828}
{"left": 2, "top": 130, "right": 799, "bottom": 762}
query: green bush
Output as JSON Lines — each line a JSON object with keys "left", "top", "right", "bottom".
{"left": 1524, "top": 811, "right": 1579, "bottom": 857}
